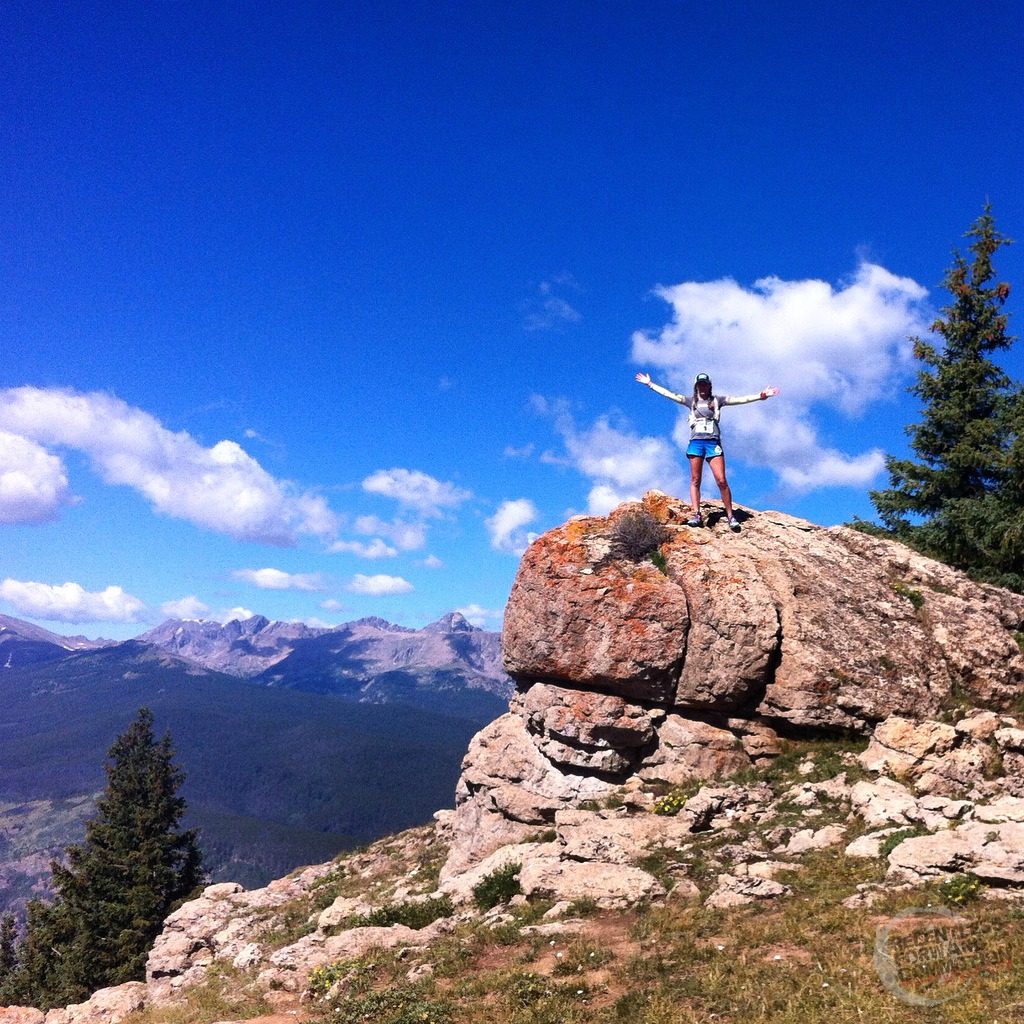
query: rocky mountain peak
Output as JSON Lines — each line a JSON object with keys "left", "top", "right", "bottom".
{"left": 236, "top": 613, "right": 271, "bottom": 631}
{"left": 424, "top": 611, "right": 473, "bottom": 633}
{"left": 347, "top": 616, "right": 412, "bottom": 633}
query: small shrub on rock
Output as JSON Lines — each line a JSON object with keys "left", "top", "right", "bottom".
{"left": 653, "top": 789, "right": 689, "bottom": 816}
{"left": 349, "top": 895, "right": 454, "bottom": 931}
{"left": 473, "top": 862, "right": 522, "bottom": 911}
{"left": 937, "top": 871, "right": 986, "bottom": 907}
{"left": 609, "top": 509, "right": 668, "bottom": 562}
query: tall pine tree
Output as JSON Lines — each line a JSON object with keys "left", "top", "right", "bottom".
{"left": 0, "top": 913, "right": 17, "bottom": 986}
{"left": 869, "top": 207, "right": 1024, "bottom": 591}
{"left": 1, "top": 709, "right": 203, "bottom": 1009}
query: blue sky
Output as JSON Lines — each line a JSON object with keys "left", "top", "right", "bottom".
{"left": 2, "top": 0, "right": 1024, "bottom": 639}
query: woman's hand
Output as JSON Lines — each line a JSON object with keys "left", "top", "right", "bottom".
{"left": 635, "top": 372, "right": 652, "bottom": 386}
{"left": 760, "top": 385, "right": 780, "bottom": 399}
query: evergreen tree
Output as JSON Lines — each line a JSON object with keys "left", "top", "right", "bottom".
{"left": 869, "top": 207, "right": 1024, "bottom": 590}
{"left": 0, "top": 900, "right": 80, "bottom": 1009}
{"left": 0, "top": 912, "right": 17, "bottom": 985}
{"left": 2, "top": 709, "right": 203, "bottom": 1009}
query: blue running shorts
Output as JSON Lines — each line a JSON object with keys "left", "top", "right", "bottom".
{"left": 685, "top": 438, "right": 724, "bottom": 460}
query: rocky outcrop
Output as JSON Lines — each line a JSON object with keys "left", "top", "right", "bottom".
{"left": 444, "top": 493, "right": 1024, "bottom": 878}
{"left": 42, "top": 985, "right": 146, "bottom": 1024}
{"left": 146, "top": 868, "right": 340, "bottom": 1003}
{"left": 887, "top": 822, "right": 1024, "bottom": 885}
{"left": 0, "top": 984, "right": 147, "bottom": 1024}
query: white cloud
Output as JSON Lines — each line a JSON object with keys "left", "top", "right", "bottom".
{"left": 345, "top": 573, "right": 414, "bottom": 596}
{"left": 160, "top": 595, "right": 211, "bottom": 619}
{"left": 0, "top": 578, "right": 146, "bottom": 624}
{"left": 536, "top": 400, "right": 687, "bottom": 514}
{"left": 0, "top": 431, "right": 73, "bottom": 524}
{"left": 231, "top": 567, "right": 325, "bottom": 591}
{"left": 286, "top": 616, "right": 336, "bottom": 628}
{"left": 455, "top": 603, "right": 503, "bottom": 627}
{"left": 486, "top": 498, "right": 540, "bottom": 555}
{"left": 320, "top": 598, "right": 348, "bottom": 612}
{"left": 362, "top": 469, "right": 471, "bottom": 517}
{"left": 503, "top": 443, "right": 536, "bottom": 460}
{"left": 353, "top": 515, "right": 427, "bottom": 551}
{"left": 631, "top": 262, "right": 929, "bottom": 491}
{"left": 329, "top": 537, "right": 399, "bottom": 559}
{"left": 0, "top": 387, "right": 339, "bottom": 544}
{"left": 563, "top": 415, "right": 688, "bottom": 513}
{"left": 217, "top": 606, "right": 255, "bottom": 623}
{"left": 418, "top": 554, "right": 444, "bottom": 569}
{"left": 524, "top": 279, "right": 583, "bottom": 331}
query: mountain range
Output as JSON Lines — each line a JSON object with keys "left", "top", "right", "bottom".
{"left": 0, "top": 610, "right": 512, "bottom": 920}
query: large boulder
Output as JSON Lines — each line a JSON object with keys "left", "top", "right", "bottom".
{"left": 43, "top": 984, "right": 146, "bottom": 1024}
{"left": 442, "top": 493, "right": 1024, "bottom": 877}
{"left": 505, "top": 494, "right": 1024, "bottom": 729}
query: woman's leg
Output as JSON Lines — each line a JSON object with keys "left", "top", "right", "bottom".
{"left": 688, "top": 455, "right": 704, "bottom": 518}
{"left": 707, "top": 455, "right": 735, "bottom": 519}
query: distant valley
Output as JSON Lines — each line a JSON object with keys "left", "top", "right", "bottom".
{"left": 0, "top": 611, "right": 512, "bottom": 918}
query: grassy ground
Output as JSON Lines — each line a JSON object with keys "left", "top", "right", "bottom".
{"left": 286, "top": 848, "right": 1022, "bottom": 1024}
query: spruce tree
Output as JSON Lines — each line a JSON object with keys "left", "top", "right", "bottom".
{"left": 0, "top": 912, "right": 17, "bottom": 985}
{"left": 0, "top": 900, "right": 79, "bottom": 1009}
{"left": 869, "top": 207, "right": 1024, "bottom": 590}
{"left": 3, "top": 709, "right": 203, "bottom": 1009}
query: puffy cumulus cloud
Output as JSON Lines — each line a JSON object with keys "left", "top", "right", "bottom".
{"left": 0, "top": 578, "right": 146, "bottom": 623}
{"left": 362, "top": 469, "right": 471, "bottom": 517}
{"left": 0, "top": 387, "right": 339, "bottom": 544}
{"left": 455, "top": 603, "right": 503, "bottom": 627}
{"left": 633, "top": 263, "right": 927, "bottom": 411}
{"left": 231, "top": 567, "right": 325, "bottom": 591}
{"left": 329, "top": 537, "right": 399, "bottom": 559}
{"left": 160, "top": 595, "right": 211, "bottom": 619}
{"left": 486, "top": 498, "right": 540, "bottom": 555}
{"left": 536, "top": 400, "right": 687, "bottom": 514}
{"left": 345, "top": 573, "right": 414, "bottom": 596}
{"left": 353, "top": 515, "right": 427, "bottom": 552}
{"left": 0, "top": 431, "right": 73, "bottom": 524}
{"left": 320, "top": 598, "right": 348, "bottom": 612}
{"left": 631, "top": 263, "right": 929, "bottom": 491}
{"left": 418, "top": 554, "right": 444, "bottom": 569}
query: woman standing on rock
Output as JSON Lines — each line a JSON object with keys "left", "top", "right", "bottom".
{"left": 636, "top": 371, "right": 780, "bottom": 531}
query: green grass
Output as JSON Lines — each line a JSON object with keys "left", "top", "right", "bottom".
{"left": 473, "top": 863, "right": 523, "bottom": 911}
{"left": 878, "top": 826, "right": 930, "bottom": 859}
{"left": 347, "top": 895, "right": 454, "bottom": 930}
